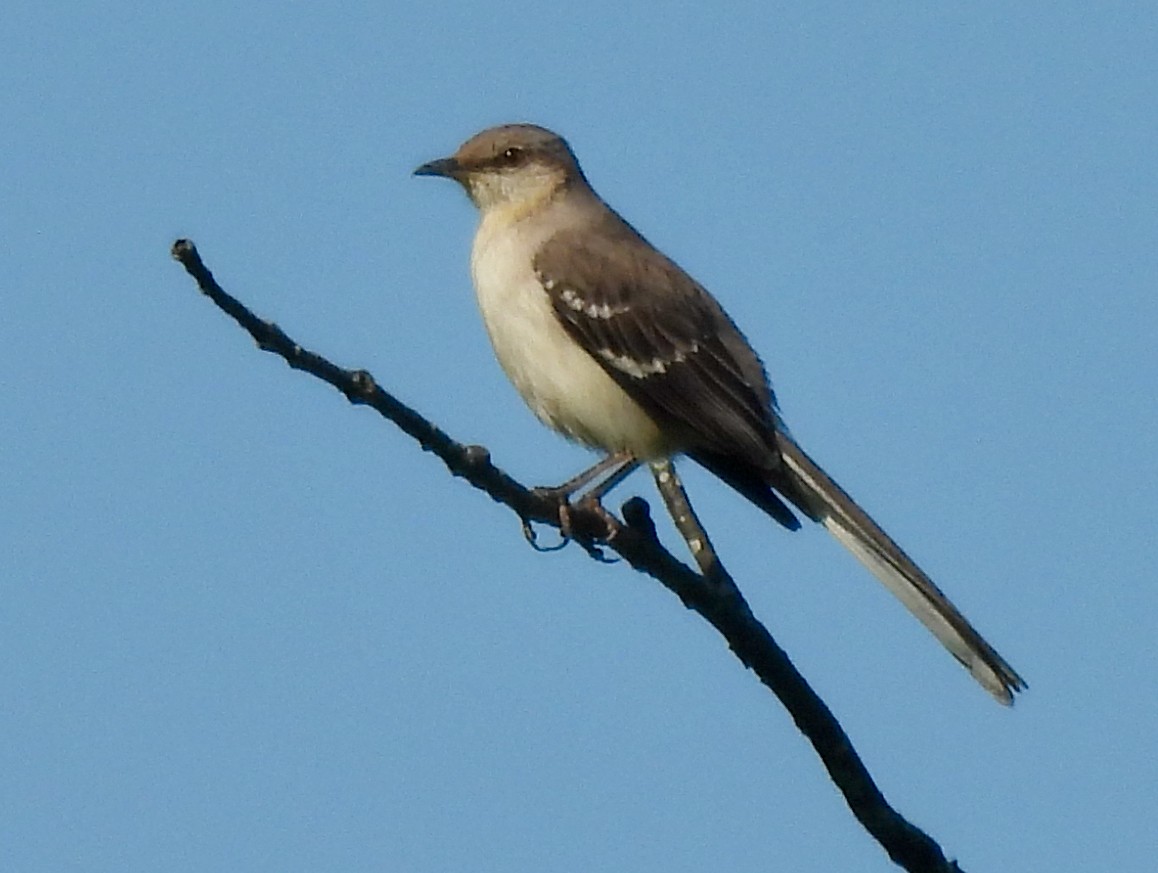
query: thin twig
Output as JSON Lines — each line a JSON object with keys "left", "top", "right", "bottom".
{"left": 649, "top": 459, "right": 724, "bottom": 580}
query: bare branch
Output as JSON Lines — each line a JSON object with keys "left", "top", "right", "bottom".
{"left": 171, "top": 238, "right": 967, "bottom": 873}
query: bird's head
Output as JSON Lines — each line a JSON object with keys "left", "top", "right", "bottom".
{"left": 415, "top": 124, "right": 584, "bottom": 212}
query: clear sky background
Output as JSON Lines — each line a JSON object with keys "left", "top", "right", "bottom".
{"left": 3, "top": 3, "right": 1155, "bottom": 871}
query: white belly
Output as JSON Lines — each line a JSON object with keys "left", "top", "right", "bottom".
{"left": 470, "top": 213, "right": 673, "bottom": 459}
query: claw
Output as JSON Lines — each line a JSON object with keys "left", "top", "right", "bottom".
{"left": 521, "top": 516, "right": 569, "bottom": 552}
{"left": 574, "top": 493, "right": 622, "bottom": 541}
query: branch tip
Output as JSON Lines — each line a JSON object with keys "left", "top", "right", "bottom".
{"left": 621, "top": 496, "right": 654, "bottom": 532}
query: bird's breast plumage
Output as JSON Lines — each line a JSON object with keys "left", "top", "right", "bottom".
{"left": 469, "top": 205, "right": 676, "bottom": 458}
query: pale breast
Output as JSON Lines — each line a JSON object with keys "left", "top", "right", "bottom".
{"left": 469, "top": 209, "right": 675, "bottom": 459}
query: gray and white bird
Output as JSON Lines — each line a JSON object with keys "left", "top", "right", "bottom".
{"left": 415, "top": 123, "right": 1025, "bottom": 704}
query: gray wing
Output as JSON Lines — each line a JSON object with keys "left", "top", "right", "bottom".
{"left": 533, "top": 212, "right": 781, "bottom": 473}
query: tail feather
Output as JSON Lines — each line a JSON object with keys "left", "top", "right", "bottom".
{"left": 774, "top": 431, "right": 1026, "bottom": 704}
{"left": 691, "top": 449, "right": 802, "bottom": 531}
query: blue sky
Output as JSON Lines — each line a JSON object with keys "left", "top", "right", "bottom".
{"left": 3, "top": 3, "right": 1156, "bottom": 871}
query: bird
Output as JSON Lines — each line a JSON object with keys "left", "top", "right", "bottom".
{"left": 414, "top": 123, "right": 1025, "bottom": 704}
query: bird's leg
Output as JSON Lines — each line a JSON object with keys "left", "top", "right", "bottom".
{"left": 530, "top": 451, "right": 639, "bottom": 540}
{"left": 535, "top": 451, "right": 636, "bottom": 499}
{"left": 568, "top": 454, "right": 642, "bottom": 536}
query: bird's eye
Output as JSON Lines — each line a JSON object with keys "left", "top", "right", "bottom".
{"left": 499, "top": 147, "right": 524, "bottom": 165}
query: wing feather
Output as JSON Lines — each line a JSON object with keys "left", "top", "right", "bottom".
{"left": 534, "top": 213, "right": 780, "bottom": 473}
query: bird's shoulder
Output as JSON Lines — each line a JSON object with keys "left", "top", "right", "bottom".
{"left": 532, "top": 205, "right": 713, "bottom": 325}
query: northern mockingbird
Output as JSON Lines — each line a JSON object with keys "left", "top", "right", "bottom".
{"left": 416, "top": 123, "right": 1025, "bottom": 704}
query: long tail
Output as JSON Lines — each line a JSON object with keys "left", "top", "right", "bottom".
{"left": 773, "top": 431, "right": 1026, "bottom": 704}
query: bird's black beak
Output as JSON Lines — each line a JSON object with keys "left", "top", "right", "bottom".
{"left": 413, "top": 157, "right": 460, "bottom": 178}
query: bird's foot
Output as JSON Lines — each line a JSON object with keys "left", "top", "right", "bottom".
{"left": 522, "top": 487, "right": 620, "bottom": 562}
{"left": 520, "top": 514, "right": 569, "bottom": 552}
